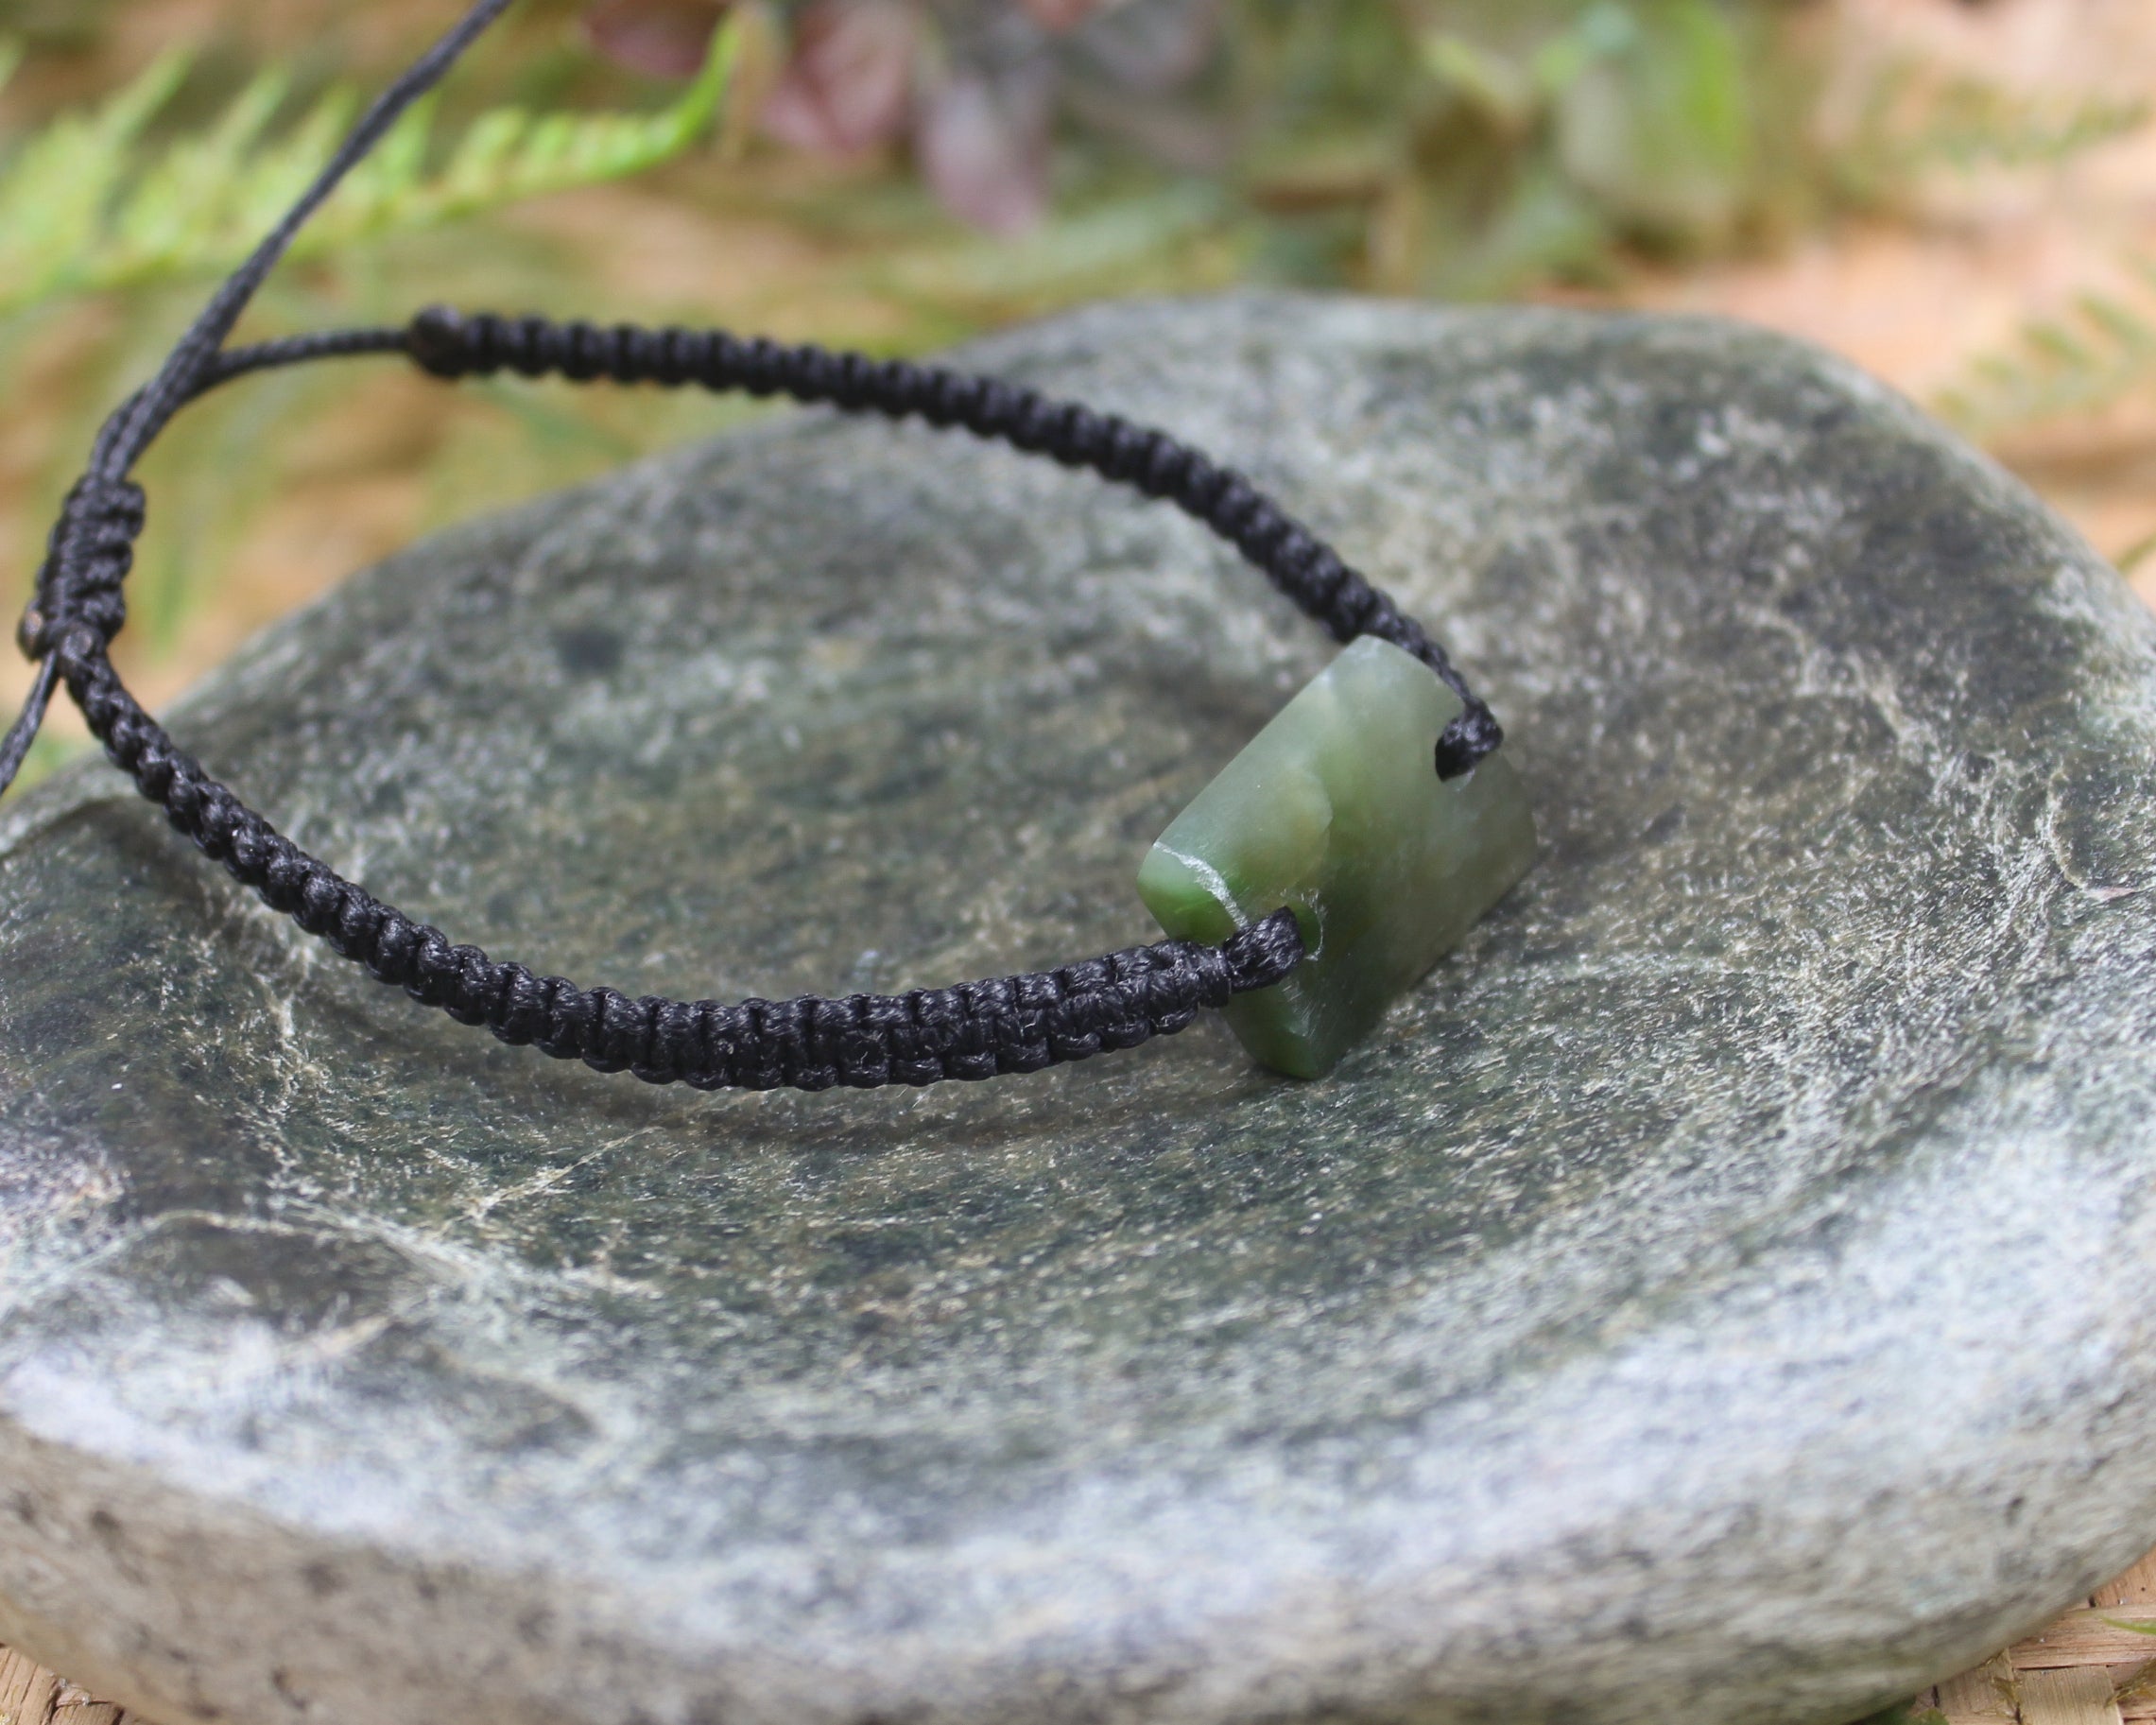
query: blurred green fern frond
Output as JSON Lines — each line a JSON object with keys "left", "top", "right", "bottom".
{"left": 1912, "top": 80, "right": 2149, "bottom": 169}
{"left": 1837, "top": 63, "right": 2149, "bottom": 205}
{"left": 1936, "top": 256, "right": 2156, "bottom": 440}
{"left": 0, "top": 19, "right": 739, "bottom": 320}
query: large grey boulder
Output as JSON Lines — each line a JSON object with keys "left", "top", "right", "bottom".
{"left": 4, "top": 294, "right": 2156, "bottom": 1725}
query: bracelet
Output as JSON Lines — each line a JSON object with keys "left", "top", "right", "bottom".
{"left": 0, "top": 0, "right": 1532, "bottom": 1090}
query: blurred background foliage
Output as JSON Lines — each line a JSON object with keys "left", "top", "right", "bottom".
{"left": 1, "top": 0, "right": 2154, "bottom": 791}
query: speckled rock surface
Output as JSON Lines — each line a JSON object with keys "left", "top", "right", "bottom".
{"left": 5, "top": 296, "right": 2156, "bottom": 1725}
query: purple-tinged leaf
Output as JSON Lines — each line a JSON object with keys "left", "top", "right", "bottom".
{"left": 762, "top": 0, "right": 922, "bottom": 154}
{"left": 582, "top": 0, "right": 728, "bottom": 81}
{"left": 915, "top": 61, "right": 1054, "bottom": 233}
{"left": 1018, "top": 0, "right": 1111, "bottom": 33}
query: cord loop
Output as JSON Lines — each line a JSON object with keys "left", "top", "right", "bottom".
{"left": 0, "top": 0, "right": 1509, "bottom": 1093}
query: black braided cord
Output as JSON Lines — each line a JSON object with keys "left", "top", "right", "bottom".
{"left": 0, "top": 0, "right": 1507, "bottom": 1094}
{"left": 402, "top": 307, "right": 1503, "bottom": 771}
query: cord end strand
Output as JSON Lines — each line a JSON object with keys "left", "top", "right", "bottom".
{"left": 0, "top": 655, "right": 61, "bottom": 802}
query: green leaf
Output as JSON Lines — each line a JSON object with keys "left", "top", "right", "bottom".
{"left": 1422, "top": 34, "right": 1539, "bottom": 135}
{"left": 1936, "top": 252, "right": 2156, "bottom": 440}
{"left": 1552, "top": 0, "right": 1753, "bottom": 240}
{"left": 1837, "top": 60, "right": 2150, "bottom": 205}
{"left": 1531, "top": 4, "right": 1638, "bottom": 96}
{"left": 0, "top": 17, "right": 742, "bottom": 320}
{"left": 0, "top": 45, "right": 191, "bottom": 308}
{"left": 2078, "top": 292, "right": 2154, "bottom": 352}
{"left": 2113, "top": 531, "right": 2156, "bottom": 579}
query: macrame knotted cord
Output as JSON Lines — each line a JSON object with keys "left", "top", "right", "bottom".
{"left": 0, "top": 0, "right": 1507, "bottom": 1093}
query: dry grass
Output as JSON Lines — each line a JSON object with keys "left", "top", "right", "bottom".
{"left": 1918, "top": 1551, "right": 2156, "bottom": 1724}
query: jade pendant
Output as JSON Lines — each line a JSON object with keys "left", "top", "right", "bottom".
{"left": 1136, "top": 636, "right": 1535, "bottom": 1078}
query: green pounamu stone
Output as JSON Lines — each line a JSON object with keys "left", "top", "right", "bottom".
{"left": 1137, "top": 635, "right": 1535, "bottom": 1078}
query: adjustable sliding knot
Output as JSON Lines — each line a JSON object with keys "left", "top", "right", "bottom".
{"left": 405, "top": 304, "right": 485, "bottom": 377}
{"left": 18, "top": 474, "right": 147, "bottom": 660}
{"left": 408, "top": 304, "right": 583, "bottom": 381}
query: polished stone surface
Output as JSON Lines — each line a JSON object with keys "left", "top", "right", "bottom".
{"left": 1138, "top": 635, "right": 1536, "bottom": 1077}
{"left": 6, "top": 296, "right": 2156, "bottom": 1725}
